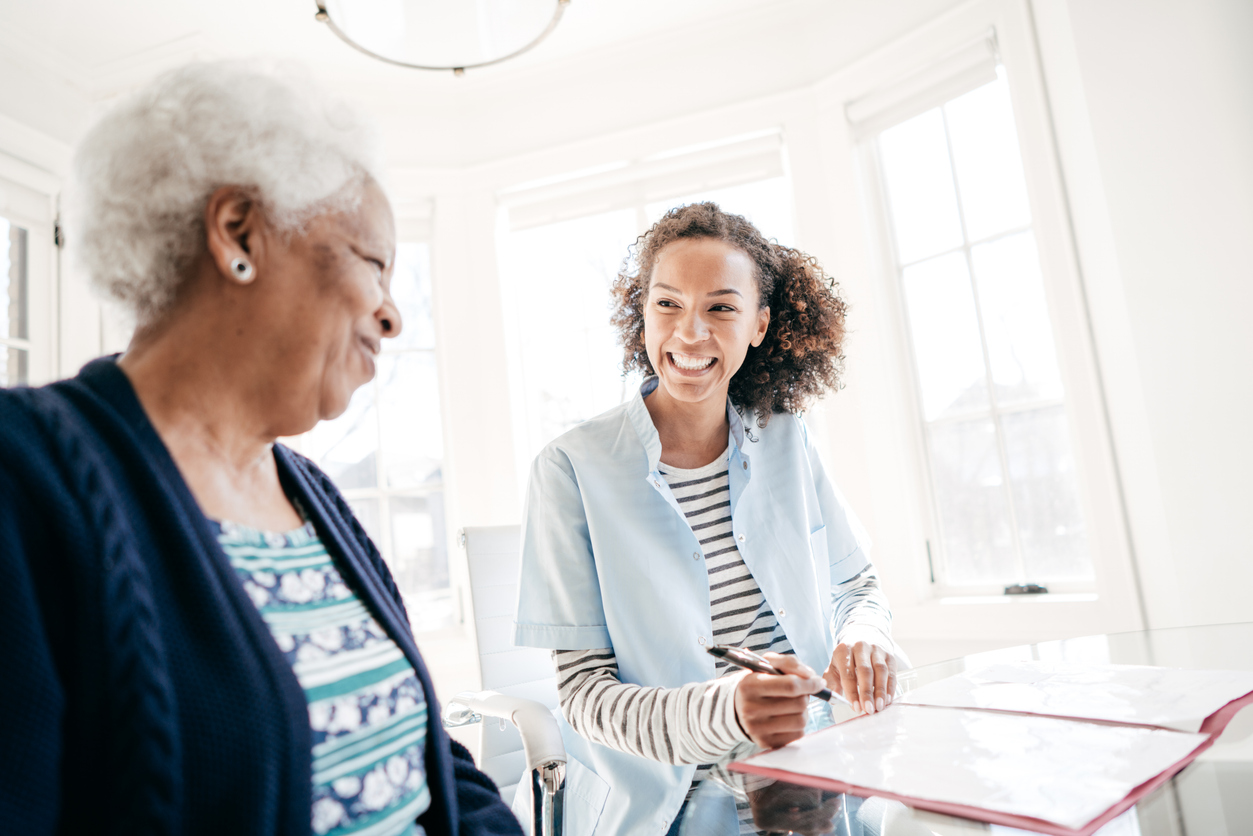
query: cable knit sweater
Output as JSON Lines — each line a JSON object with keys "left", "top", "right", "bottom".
{"left": 0, "top": 357, "right": 521, "bottom": 836}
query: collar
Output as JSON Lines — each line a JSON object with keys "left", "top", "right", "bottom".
{"left": 626, "top": 376, "right": 747, "bottom": 473}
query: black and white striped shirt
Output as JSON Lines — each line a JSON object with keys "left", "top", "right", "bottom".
{"left": 553, "top": 448, "right": 894, "bottom": 782}
{"left": 666, "top": 450, "right": 794, "bottom": 668}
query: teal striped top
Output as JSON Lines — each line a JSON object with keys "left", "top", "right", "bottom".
{"left": 215, "top": 519, "right": 431, "bottom": 836}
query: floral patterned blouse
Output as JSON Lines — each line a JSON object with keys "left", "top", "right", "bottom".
{"left": 214, "top": 518, "right": 430, "bottom": 836}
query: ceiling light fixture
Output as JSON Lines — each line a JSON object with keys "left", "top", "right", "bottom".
{"left": 314, "top": 0, "right": 570, "bottom": 76}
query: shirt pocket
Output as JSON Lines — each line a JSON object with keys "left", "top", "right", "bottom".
{"left": 561, "top": 755, "right": 610, "bottom": 836}
{"left": 809, "top": 525, "right": 829, "bottom": 566}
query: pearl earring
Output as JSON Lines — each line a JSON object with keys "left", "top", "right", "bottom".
{"left": 230, "top": 257, "right": 255, "bottom": 283}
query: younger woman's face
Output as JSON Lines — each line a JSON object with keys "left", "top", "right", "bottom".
{"left": 644, "top": 237, "right": 770, "bottom": 407}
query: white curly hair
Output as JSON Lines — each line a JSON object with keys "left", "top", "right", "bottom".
{"left": 66, "top": 61, "right": 385, "bottom": 326}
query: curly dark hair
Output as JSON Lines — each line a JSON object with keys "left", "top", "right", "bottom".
{"left": 610, "top": 201, "right": 848, "bottom": 425}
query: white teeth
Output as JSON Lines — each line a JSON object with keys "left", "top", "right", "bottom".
{"left": 671, "top": 353, "right": 714, "bottom": 370}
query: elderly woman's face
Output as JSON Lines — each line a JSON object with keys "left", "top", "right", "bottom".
{"left": 271, "top": 181, "right": 401, "bottom": 423}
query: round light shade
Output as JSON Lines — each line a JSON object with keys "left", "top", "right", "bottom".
{"left": 317, "top": 0, "right": 568, "bottom": 72}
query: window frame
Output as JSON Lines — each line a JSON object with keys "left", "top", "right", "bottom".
{"left": 813, "top": 0, "right": 1144, "bottom": 639}
{"left": 860, "top": 79, "right": 1096, "bottom": 598}
{"left": 0, "top": 172, "right": 57, "bottom": 388}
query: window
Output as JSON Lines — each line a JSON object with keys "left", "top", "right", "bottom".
{"left": 644, "top": 177, "right": 795, "bottom": 242}
{"left": 298, "top": 243, "right": 452, "bottom": 631}
{"left": 497, "top": 167, "right": 794, "bottom": 470}
{"left": 1, "top": 216, "right": 29, "bottom": 387}
{"left": 498, "top": 208, "right": 640, "bottom": 463}
{"left": 871, "top": 71, "right": 1091, "bottom": 589}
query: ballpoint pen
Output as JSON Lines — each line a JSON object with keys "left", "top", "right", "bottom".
{"left": 707, "top": 644, "right": 856, "bottom": 709}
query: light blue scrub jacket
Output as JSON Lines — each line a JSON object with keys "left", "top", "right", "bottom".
{"left": 513, "top": 378, "right": 872, "bottom": 836}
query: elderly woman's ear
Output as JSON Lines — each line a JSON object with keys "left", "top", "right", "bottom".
{"left": 204, "top": 186, "right": 265, "bottom": 286}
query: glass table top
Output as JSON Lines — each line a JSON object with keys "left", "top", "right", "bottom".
{"left": 679, "top": 623, "right": 1253, "bottom": 835}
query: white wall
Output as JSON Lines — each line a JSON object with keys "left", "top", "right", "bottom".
{"left": 1034, "top": 0, "right": 1253, "bottom": 629}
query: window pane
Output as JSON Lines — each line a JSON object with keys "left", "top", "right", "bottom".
{"left": 944, "top": 74, "right": 1033, "bottom": 242}
{"left": 500, "top": 208, "right": 639, "bottom": 460}
{"left": 901, "top": 252, "right": 989, "bottom": 420}
{"left": 389, "top": 493, "right": 451, "bottom": 629}
{"left": 2, "top": 218, "right": 29, "bottom": 387}
{"left": 645, "top": 176, "right": 796, "bottom": 246}
{"left": 1002, "top": 407, "right": 1091, "bottom": 581}
{"left": 303, "top": 380, "right": 378, "bottom": 490}
{"left": 2, "top": 347, "right": 28, "bottom": 388}
{"left": 389, "top": 494, "right": 446, "bottom": 591}
{"left": 878, "top": 109, "right": 964, "bottom": 265}
{"left": 405, "top": 588, "right": 456, "bottom": 634}
{"left": 389, "top": 242, "right": 435, "bottom": 350}
{"left": 378, "top": 352, "right": 443, "bottom": 488}
{"left": 929, "top": 419, "right": 1016, "bottom": 584}
{"left": 971, "top": 232, "right": 1064, "bottom": 406}
{"left": 348, "top": 497, "right": 382, "bottom": 549}
{"left": 1, "top": 218, "right": 28, "bottom": 343}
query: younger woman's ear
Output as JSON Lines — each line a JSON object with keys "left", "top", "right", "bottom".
{"left": 751, "top": 307, "right": 771, "bottom": 348}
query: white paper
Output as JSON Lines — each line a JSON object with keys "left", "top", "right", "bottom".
{"left": 899, "top": 662, "right": 1253, "bottom": 732}
{"left": 741, "top": 704, "right": 1207, "bottom": 829}
{"left": 973, "top": 663, "right": 1053, "bottom": 684}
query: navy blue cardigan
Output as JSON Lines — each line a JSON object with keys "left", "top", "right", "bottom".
{"left": 0, "top": 358, "right": 522, "bottom": 836}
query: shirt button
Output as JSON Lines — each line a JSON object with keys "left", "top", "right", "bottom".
{"left": 742, "top": 461, "right": 748, "bottom": 470}
{"left": 778, "top": 609, "right": 787, "bottom": 618}
{"left": 693, "top": 552, "right": 700, "bottom": 561}
{"left": 654, "top": 480, "right": 661, "bottom": 487}
{"left": 697, "top": 636, "right": 706, "bottom": 646}
{"left": 738, "top": 534, "right": 746, "bottom": 543}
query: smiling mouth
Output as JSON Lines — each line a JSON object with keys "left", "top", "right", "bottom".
{"left": 669, "top": 352, "right": 715, "bottom": 372}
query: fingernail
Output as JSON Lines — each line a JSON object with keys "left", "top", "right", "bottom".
{"left": 852, "top": 701, "right": 860, "bottom": 713}
{"left": 876, "top": 698, "right": 884, "bottom": 711}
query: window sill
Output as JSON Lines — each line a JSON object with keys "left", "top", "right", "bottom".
{"left": 937, "top": 593, "right": 1099, "bottom": 605}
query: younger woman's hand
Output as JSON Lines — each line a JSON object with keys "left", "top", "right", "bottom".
{"left": 825, "top": 640, "right": 897, "bottom": 715}
{"left": 733, "top": 653, "right": 825, "bottom": 749}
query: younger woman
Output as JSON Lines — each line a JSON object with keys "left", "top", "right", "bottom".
{"left": 514, "top": 203, "right": 902, "bottom": 835}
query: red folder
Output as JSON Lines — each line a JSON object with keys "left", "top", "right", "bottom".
{"left": 730, "top": 691, "right": 1253, "bottom": 836}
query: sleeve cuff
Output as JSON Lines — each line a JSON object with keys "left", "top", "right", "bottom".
{"left": 717, "top": 672, "right": 751, "bottom": 744}
{"left": 513, "top": 622, "right": 613, "bottom": 650}
{"left": 830, "top": 546, "right": 870, "bottom": 583}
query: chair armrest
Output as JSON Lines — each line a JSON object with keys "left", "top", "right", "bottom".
{"left": 443, "top": 690, "right": 567, "bottom": 773}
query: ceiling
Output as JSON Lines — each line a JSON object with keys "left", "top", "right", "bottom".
{"left": 0, "top": 0, "right": 961, "bottom": 169}
{"left": 0, "top": 0, "right": 800, "bottom": 89}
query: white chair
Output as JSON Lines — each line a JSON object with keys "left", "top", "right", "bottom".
{"left": 441, "top": 525, "right": 567, "bottom": 836}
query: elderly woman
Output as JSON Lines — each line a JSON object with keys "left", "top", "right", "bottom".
{"left": 0, "top": 64, "right": 520, "bottom": 836}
